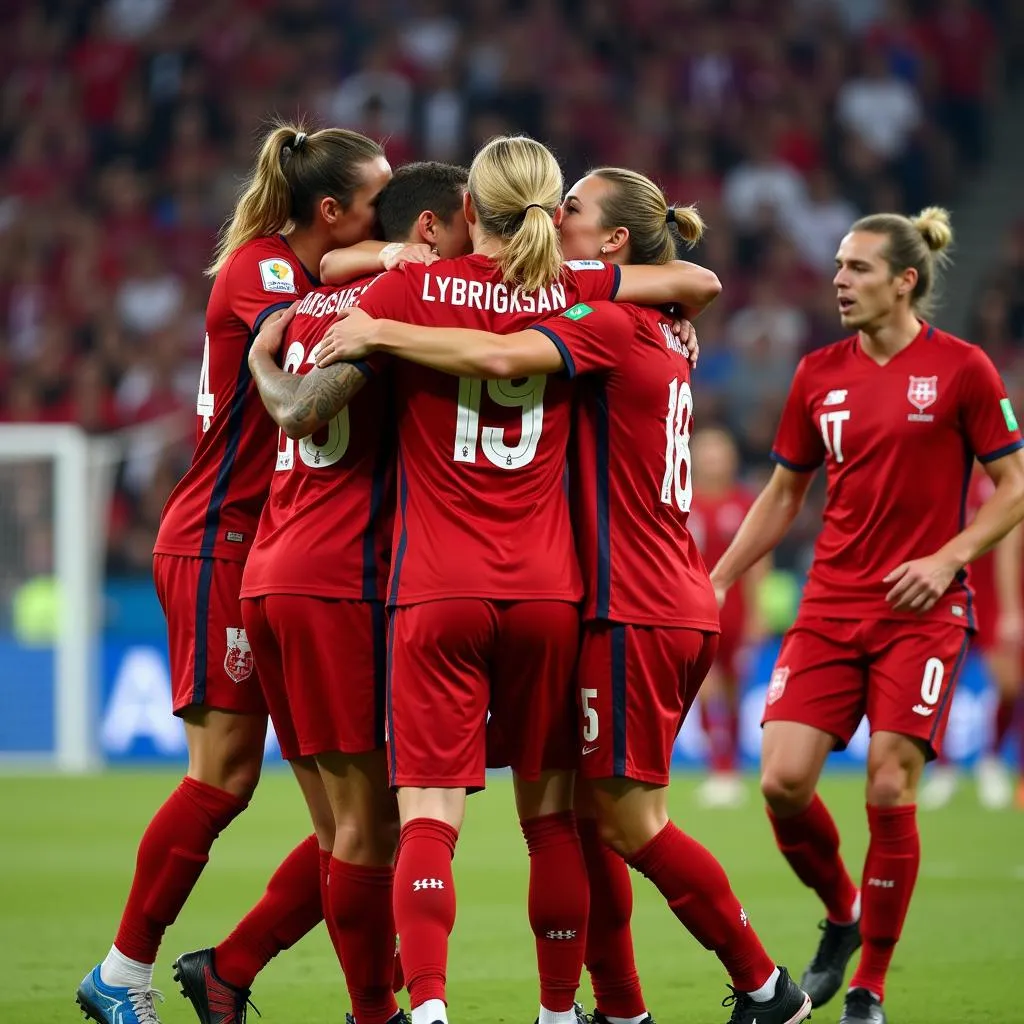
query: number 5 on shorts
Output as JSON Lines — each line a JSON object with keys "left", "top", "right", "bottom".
{"left": 581, "top": 687, "right": 599, "bottom": 742}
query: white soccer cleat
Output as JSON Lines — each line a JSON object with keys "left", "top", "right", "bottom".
{"left": 976, "top": 755, "right": 1013, "bottom": 810}
{"left": 919, "top": 765, "right": 958, "bottom": 810}
{"left": 696, "top": 772, "right": 747, "bottom": 808}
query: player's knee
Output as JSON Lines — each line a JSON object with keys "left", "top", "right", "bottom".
{"left": 334, "top": 807, "right": 399, "bottom": 866}
{"left": 594, "top": 805, "right": 661, "bottom": 858}
{"left": 866, "top": 760, "right": 911, "bottom": 807}
{"left": 760, "top": 764, "right": 815, "bottom": 814}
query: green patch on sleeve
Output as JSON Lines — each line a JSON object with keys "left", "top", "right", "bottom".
{"left": 563, "top": 303, "right": 594, "bottom": 321}
{"left": 1001, "top": 397, "right": 1018, "bottom": 432}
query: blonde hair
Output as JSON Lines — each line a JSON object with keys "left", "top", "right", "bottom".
{"left": 851, "top": 206, "right": 954, "bottom": 318}
{"left": 208, "top": 120, "right": 383, "bottom": 276}
{"left": 468, "top": 136, "right": 563, "bottom": 292}
{"left": 590, "top": 166, "right": 704, "bottom": 265}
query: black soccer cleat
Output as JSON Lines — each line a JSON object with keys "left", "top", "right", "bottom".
{"left": 348, "top": 1010, "right": 411, "bottom": 1024}
{"left": 589, "top": 1011, "right": 656, "bottom": 1024}
{"left": 722, "top": 966, "right": 812, "bottom": 1024}
{"left": 799, "top": 919, "right": 862, "bottom": 1008}
{"left": 172, "top": 948, "right": 259, "bottom": 1024}
{"left": 838, "top": 988, "right": 886, "bottom": 1024}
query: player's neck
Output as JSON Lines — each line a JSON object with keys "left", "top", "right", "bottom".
{"left": 857, "top": 310, "right": 922, "bottom": 366}
{"left": 282, "top": 228, "right": 328, "bottom": 283}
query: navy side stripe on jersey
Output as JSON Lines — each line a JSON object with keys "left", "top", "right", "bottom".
{"left": 387, "top": 452, "right": 410, "bottom": 607}
{"left": 594, "top": 380, "right": 612, "bottom": 618}
{"left": 611, "top": 624, "right": 628, "bottom": 776}
{"left": 198, "top": 300, "right": 292, "bottom": 558}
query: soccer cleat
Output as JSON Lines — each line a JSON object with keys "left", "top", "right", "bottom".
{"left": 799, "top": 918, "right": 862, "bottom": 1007}
{"left": 76, "top": 966, "right": 164, "bottom": 1024}
{"left": 172, "top": 948, "right": 258, "bottom": 1024}
{"left": 919, "top": 764, "right": 958, "bottom": 810}
{"left": 348, "top": 1012, "right": 412, "bottom": 1024}
{"left": 696, "top": 772, "right": 747, "bottom": 809}
{"left": 838, "top": 988, "right": 886, "bottom": 1023}
{"left": 721, "top": 966, "right": 812, "bottom": 1024}
{"left": 976, "top": 755, "right": 1013, "bottom": 809}
{"left": 589, "top": 1011, "right": 656, "bottom": 1024}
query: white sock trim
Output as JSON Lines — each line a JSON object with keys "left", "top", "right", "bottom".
{"left": 538, "top": 1009, "right": 577, "bottom": 1024}
{"left": 748, "top": 965, "right": 780, "bottom": 1002}
{"left": 412, "top": 998, "right": 448, "bottom": 1024}
{"left": 100, "top": 946, "right": 155, "bottom": 989}
{"left": 605, "top": 1014, "right": 650, "bottom": 1024}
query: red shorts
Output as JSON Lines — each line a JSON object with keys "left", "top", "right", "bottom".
{"left": 576, "top": 622, "right": 718, "bottom": 785}
{"left": 153, "top": 554, "right": 267, "bottom": 717}
{"left": 387, "top": 599, "right": 579, "bottom": 789}
{"left": 763, "top": 617, "right": 972, "bottom": 759}
{"left": 241, "top": 595, "right": 386, "bottom": 761}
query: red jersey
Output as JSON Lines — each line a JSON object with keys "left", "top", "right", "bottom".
{"left": 771, "top": 322, "right": 1024, "bottom": 627}
{"left": 155, "top": 236, "right": 319, "bottom": 562}
{"left": 689, "top": 487, "right": 755, "bottom": 626}
{"left": 536, "top": 301, "right": 719, "bottom": 630}
{"left": 241, "top": 278, "right": 394, "bottom": 601}
{"left": 355, "top": 255, "right": 621, "bottom": 606}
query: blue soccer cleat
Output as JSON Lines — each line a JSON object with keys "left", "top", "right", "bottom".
{"left": 76, "top": 966, "right": 164, "bottom": 1024}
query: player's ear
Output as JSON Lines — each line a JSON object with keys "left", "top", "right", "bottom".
{"left": 417, "top": 209, "right": 438, "bottom": 244}
{"left": 898, "top": 265, "right": 918, "bottom": 298}
{"left": 319, "top": 195, "right": 342, "bottom": 226}
{"left": 552, "top": 205, "right": 564, "bottom": 229}
{"left": 463, "top": 190, "right": 477, "bottom": 226}
{"left": 603, "top": 226, "right": 629, "bottom": 256}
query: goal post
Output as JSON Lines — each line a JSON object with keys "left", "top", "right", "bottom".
{"left": 0, "top": 424, "right": 116, "bottom": 772}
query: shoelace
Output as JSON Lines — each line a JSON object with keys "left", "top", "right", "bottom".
{"left": 126, "top": 988, "right": 165, "bottom": 1024}
{"left": 720, "top": 985, "right": 752, "bottom": 1023}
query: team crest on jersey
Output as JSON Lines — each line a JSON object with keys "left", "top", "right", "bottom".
{"left": 259, "top": 258, "right": 297, "bottom": 294}
{"left": 907, "top": 376, "right": 938, "bottom": 421}
{"left": 766, "top": 666, "right": 789, "bottom": 706}
{"left": 224, "top": 628, "right": 254, "bottom": 683}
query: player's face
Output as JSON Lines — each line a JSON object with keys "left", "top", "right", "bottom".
{"left": 559, "top": 175, "right": 617, "bottom": 261}
{"left": 833, "top": 231, "right": 901, "bottom": 330}
{"left": 332, "top": 156, "right": 393, "bottom": 247}
{"left": 433, "top": 208, "right": 472, "bottom": 260}
{"left": 691, "top": 430, "right": 738, "bottom": 489}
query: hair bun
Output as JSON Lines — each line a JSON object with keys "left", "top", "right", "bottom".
{"left": 910, "top": 206, "right": 953, "bottom": 253}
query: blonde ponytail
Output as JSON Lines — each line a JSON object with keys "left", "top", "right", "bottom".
{"left": 208, "top": 120, "right": 384, "bottom": 277}
{"left": 589, "top": 167, "right": 703, "bottom": 265}
{"left": 468, "top": 136, "right": 563, "bottom": 293}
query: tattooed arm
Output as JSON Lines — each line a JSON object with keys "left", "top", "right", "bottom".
{"left": 247, "top": 306, "right": 367, "bottom": 439}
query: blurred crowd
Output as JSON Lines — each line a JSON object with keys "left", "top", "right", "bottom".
{"left": 1, "top": 0, "right": 1022, "bottom": 582}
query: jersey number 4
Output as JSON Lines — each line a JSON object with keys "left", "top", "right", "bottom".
{"left": 197, "top": 333, "right": 214, "bottom": 432}
{"left": 453, "top": 376, "right": 546, "bottom": 470}
{"left": 275, "top": 340, "right": 350, "bottom": 471}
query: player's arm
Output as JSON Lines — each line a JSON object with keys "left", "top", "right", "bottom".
{"left": 247, "top": 304, "right": 367, "bottom": 439}
{"left": 709, "top": 466, "right": 814, "bottom": 605}
{"left": 320, "top": 241, "right": 438, "bottom": 285}
{"left": 315, "top": 307, "right": 567, "bottom": 378}
{"left": 886, "top": 450, "right": 1024, "bottom": 613}
{"left": 741, "top": 553, "right": 772, "bottom": 639}
{"left": 613, "top": 261, "right": 721, "bottom": 319}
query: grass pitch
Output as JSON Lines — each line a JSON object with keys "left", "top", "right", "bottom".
{"left": 1, "top": 770, "right": 1021, "bottom": 1023}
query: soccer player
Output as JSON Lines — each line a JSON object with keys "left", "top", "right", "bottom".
{"left": 320, "top": 165, "right": 813, "bottom": 1024}
{"left": 248, "top": 136, "right": 720, "bottom": 1024}
{"left": 709, "top": 208, "right": 1024, "bottom": 1024}
{"left": 76, "top": 122, "right": 391, "bottom": 1024}
{"left": 170, "top": 163, "right": 470, "bottom": 1024}
{"left": 919, "top": 466, "right": 1023, "bottom": 809}
{"left": 689, "top": 428, "right": 765, "bottom": 809}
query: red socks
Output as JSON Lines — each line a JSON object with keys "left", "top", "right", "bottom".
{"left": 214, "top": 833, "right": 324, "bottom": 989}
{"left": 577, "top": 817, "right": 645, "bottom": 1019}
{"left": 327, "top": 858, "right": 400, "bottom": 1024}
{"left": 393, "top": 818, "right": 458, "bottom": 1009}
{"left": 701, "top": 697, "right": 739, "bottom": 773}
{"left": 768, "top": 794, "right": 859, "bottom": 923}
{"left": 627, "top": 822, "right": 775, "bottom": 992}
{"left": 521, "top": 811, "right": 590, "bottom": 1013}
{"left": 849, "top": 805, "right": 920, "bottom": 1000}
{"left": 114, "top": 777, "right": 246, "bottom": 963}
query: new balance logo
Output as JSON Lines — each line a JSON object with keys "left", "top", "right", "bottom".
{"left": 545, "top": 929, "right": 578, "bottom": 940}
{"left": 412, "top": 878, "right": 445, "bottom": 891}
{"left": 823, "top": 389, "right": 848, "bottom": 406}
{"left": 867, "top": 877, "right": 895, "bottom": 888}
{"left": 912, "top": 704, "right": 935, "bottom": 717}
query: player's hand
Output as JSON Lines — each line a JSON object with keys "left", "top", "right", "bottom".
{"left": 883, "top": 554, "right": 959, "bottom": 613}
{"left": 249, "top": 302, "right": 297, "bottom": 364}
{"left": 380, "top": 242, "right": 439, "bottom": 271}
{"left": 672, "top": 318, "right": 699, "bottom": 369}
{"left": 996, "top": 608, "right": 1024, "bottom": 647}
{"left": 315, "top": 307, "right": 378, "bottom": 366}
